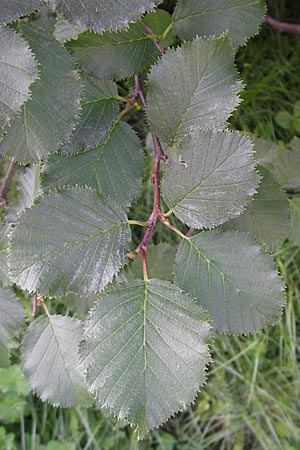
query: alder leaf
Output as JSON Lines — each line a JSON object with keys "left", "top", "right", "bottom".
{"left": 22, "top": 314, "right": 92, "bottom": 407}
{"left": 162, "top": 129, "right": 259, "bottom": 228}
{"left": 146, "top": 35, "right": 242, "bottom": 146}
{"left": 8, "top": 187, "right": 131, "bottom": 296}
{"left": 80, "top": 279, "right": 211, "bottom": 438}
{"left": 42, "top": 122, "right": 143, "bottom": 210}
{"left": 289, "top": 197, "right": 300, "bottom": 246}
{"left": 0, "top": 0, "right": 42, "bottom": 24}
{"left": 49, "top": 0, "right": 162, "bottom": 33}
{"left": 67, "top": 23, "right": 156, "bottom": 81}
{"left": 60, "top": 75, "right": 118, "bottom": 154}
{"left": 0, "top": 27, "right": 38, "bottom": 134}
{"left": 0, "top": 223, "right": 12, "bottom": 287}
{"left": 0, "top": 286, "right": 25, "bottom": 367}
{"left": 173, "top": 0, "right": 266, "bottom": 48}
{"left": 175, "top": 231, "right": 285, "bottom": 334}
{"left": 222, "top": 167, "right": 290, "bottom": 251}
{"left": 0, "top": 17, "right": 82, "bottom": 164}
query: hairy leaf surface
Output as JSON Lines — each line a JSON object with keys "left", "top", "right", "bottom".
{"left": 0, "top": 224, "right": 12, "bottom": 287}
{"left": 162, "top": 130, "right": 259, "bottom": 228}
{"left": 8, "top": 165, "right": 41, "bottom": 221}
{"left": 49, "top": 0, "right": 161, "bottom": 33}
{"left": 8, "top": 187, "right": 131, "bottom": 296}
{"left": 175, "top": 231, "right": 285, "bottom": 333}
{"left": 61, "top": 76, "right": 118, "bottom": 154}
{"left": 0, "top": 286, "right": 25, "bottom": 367}
{"left": 289, "top": 197, "right": 300, "bottom": 246}
{"left": 22, "top": 315, "right": 92, "bottom": 406}
{"left": 0, "top": 27, "right": 38, "bottom": 134}
{"left": 173, "top": 0, "right": 266, "bottom": 47}
{"left": 80, "top": 279, "right": 211, "bottom": 438}
{"left": 0, "top": 17, "right": 82, "bottom": 164}
{"left": 146, "top": 35, "right": 242, "bottom": 146}
{"left": 0, "top": 0, "right": 42, "bottom": 24}
{"left": 42, "top": 123, "right": 143, "bottom": 209}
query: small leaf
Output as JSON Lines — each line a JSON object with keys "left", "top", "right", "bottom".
{"left": 162, "top": 129, "right": 259, "bottom": 228}
{"left": 80, "top": 279, "right": 211, "bottom": 438}
{"left": 289, "top": 197, "right": 300, "bottom": 246}
{"left": 0, "top": 286, "right": 25, "bottom": 367}
{"left": 222, "top": 166, "right": 290, "bottom": 251}
{"left": 67, "top": 22, "right": 157, "bottom": 81}
{"left": 48, "top": 0, "right": 162, "bottom": 33}
{"left": 269, "top": 137, "right": 300, "bottom": 190}
{"left": 146, "top": 35, "right": 242, "bottom": 146}
{"left": 60, "top": 75, "right": 118, "bottom": 154}
{"left": 0, "top": 0, "right": 42, "bottom": 24}
{"left": 0, "top": 223, "right": 12, "bottom": 287}
{"left": 8, "top": 187, "right": 131, "bottom": 296}
{"left": 42, "top": 122, "right": 143, "bottom": 210}
{"left": 22, "top": 314, "right": 92, "bottom": 407}
{"left": 0, "top": 27, "right": 38, "bottom": 134}
{"left": 8, "top": 165, "right": 41, "bottom": 221}
{"left": 0, "top": 17, "right": 82, "bottom": 164}
{"left": 173, "top": 0, "right": 266, "bottom": 48}
{"left": 252, "top": 136, "right": 279, "bottom": 169}
{"left": 54, "top": 18, "right": 81, "bottom": 43}
{"left": 175, "top": 230, "right": 285, "bottom": 334}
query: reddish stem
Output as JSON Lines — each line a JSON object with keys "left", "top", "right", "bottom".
{"left": 264, "top": 15, "right": 300, "bottom": 34}
{"left": 141, "top": 20, "right": 165, "bottom": 54}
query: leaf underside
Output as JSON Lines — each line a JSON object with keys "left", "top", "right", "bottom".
{"left": 0, "top": 16, "right": 82, "bottom": 164}
{"left": 146, "top": 35, "right": 243, "bottom": 146}
{"left": 80, "top": 279, "right": 211, "bottom": 438}
{"left": 0, "top": 286, "right": 25, "bottom": 367}
{"left": 175, "top": 230, "right": 285, "bottom": 334}
{"left": 162, "top": 129, "right": 259, "bottom": 228}
{"left": 223, "top": 166, "right": 290, "bottom": 251}
{"left": 0, "top": 0, "right": 43, "bottom": 24}
{"left": 173, "top": 0, "right": 266, "bottom": 47}
{"left": 22, "top": 315, "right": 92, "bottom": 407}
{"left": 0, "top": 27, "right": 38, "bottom": 134}
{"left": 42, "top": 122, "right": 143, "bottom": 210}
{"left": 8, "top": 187, "right": 131, "bottom": 296}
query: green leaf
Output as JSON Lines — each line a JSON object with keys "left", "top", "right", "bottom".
{"left": 0, "top": 27, "right": 38, "bottom": 134}
{"left": 146, "top": 35, "right": 242, "bottom": 146}
{"left": 8, "top": 187, "right": 131, "bottom": 296}
{"left": 289, "top": 197, "right": 300, "bottom": 246}
{"left": 173, "top": 0, "right": 266, "bottom": 48}
{"left": 0, "top": 17, "right": 82, "bottom": 164}
{"left": 175, "top": 230, "right": 285, "bottom": 334}
{"left": 252, "top": 136, "right": 279, "bottom": 169}
{"left": 0, "top": 0, "right": 42, "bottom": 24}
{"left": 60, "top": 75, "right": 118, "bottom": 154}
{"left": 0, "top": 286, "right": 25, "bottom": 367}
{"left": 0, "top": 365, "right": 29, "bottom": 396}
{"left": 162, "top": 129, "right": 259, "bottom": 228}
{"left": 275, "top": 111, "right": 294, "bottom": 130}
{"left": 8, "top": 165, "right": 41, "bottom": 221}
{"left": 67, "top": 22, "right": 156, "bottom": 81}
{"left": 144, "top": 9, "right": 175, "bottom": 48}
{"left": 80, "top": 279, "right": 211, "bottom": 438}
{"left": 42, "top": 122, "right": 143, "bottom": 210}
{"left": 0, "top": 223, "right": 12, "bottom": 287}
{"left": 54, "top": 18, "right": 81, "bottom": 43}
{"left": 222, "top": 167, "right": 290, "bottom": 251}
{"left": 48, "top": 0, "right": 161, "bottom": 33}
{"left": 22, "top": 315, "right": 92, "bottom": 407}
{"left": 62, "top": 292, "right": 98, "bottom": 318}
{"left": 269, "top": 137, "right": 300, "bottom": 190}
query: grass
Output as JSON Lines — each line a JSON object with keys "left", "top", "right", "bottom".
{"left": 1, "top": 0, "right": 300, "bottom": 448}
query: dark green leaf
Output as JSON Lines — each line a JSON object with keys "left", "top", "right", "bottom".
{"left": 80, "top": 279, "right": 211, "bottom": 438}
{"left": 146, "top": 35, "right": 242, "bottom": 146}
{"left": 162, "top": 130, "right": 259, "bottom": 228}
{"left": 289, "top": 197, "right": 300, "bottom": 246}
{"left": 42, "top": 122, "right": 143, "bottom": 210}
{"left": 0, "top": 0, "right": 42, "bottom": 24}
{"left": 22, "top": 315, "right": 92, "bottom": 406}
{"left": 175, "top": 231, "right": 285, "bottom": 334}
{"left": 173, "top": 0, "right": 266, "bottom": 47}
{"left": 8, "top": 187, "right": 131, "bottom": 296}
{"left": 0, "top": 286, "right": 25, "bottom": 367}
{"left": 0, "top": 17, "right": 82, "bottom": 164}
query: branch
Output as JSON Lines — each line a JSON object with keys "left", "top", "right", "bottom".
{"left": 0, "top": 160, "right": 16, "bottom": 207}
{"left": 264, "top": 15, "right": 300, "bottom": 34}
{"left": 141, "top": 20, "right": 165, "bottom": 54}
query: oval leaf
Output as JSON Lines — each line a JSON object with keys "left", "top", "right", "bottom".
{"left": 146, "top": 35, "right": 243, "bottom": 146}
{"left": 175, "top": 231, "right": 285, "bottom": 334}
{"left": 22, "top": 314, "right": 92, "bottom": 406}
{"left": 162, "top": 129, "right": 259, "bottom": 228}
{"left": 80, "top": 279, "right": 211, "bottom": 438}
{"left": 8, "top": 187, "right": 131, "bottom": 296}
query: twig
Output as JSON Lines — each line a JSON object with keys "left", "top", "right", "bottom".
{"left": 0, "top": 159, "right": 16, "bottom": 207}
{"left": 264, "top": 15, "right": 300, "bottom": 34}
{"left": 141, "top": 20, "right": 165, "bottom": 54}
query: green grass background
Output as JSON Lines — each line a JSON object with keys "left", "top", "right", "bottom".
{"left": 1, "top": 0, "right": 300, "bottom": 448}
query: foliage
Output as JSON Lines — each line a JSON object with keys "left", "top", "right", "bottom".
{"left": 0, "top": 0, "right": 297, "bottom": 442}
